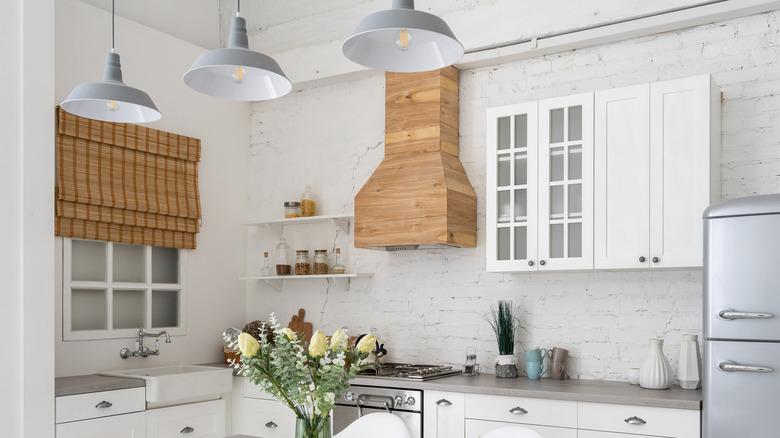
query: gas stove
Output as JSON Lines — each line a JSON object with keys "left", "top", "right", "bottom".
{"left": 358, "top": 363, "right": 462, "bottom": 381}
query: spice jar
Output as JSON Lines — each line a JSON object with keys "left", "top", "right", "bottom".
{"left": 313, "top": 250, "right": 329, "bottom": 274}
{"left": 294, "top": 250, "right": 311, "bottom": 275}
{"left": 284, "top": 201, "right": 301, "bottom": 219}
{"left": 275, "top": 238, "right": 291, "bottom": 275}
{"left": 330, "top": 248, "right": 346, "bottom": 274}
{"left": 300, "top": 186, "right": 316, "bottom": 217}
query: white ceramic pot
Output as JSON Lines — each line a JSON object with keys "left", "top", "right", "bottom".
{"left": 678, "top": 334, "right": 702, "bottom": 390}
{"left": 639, "top": 339, "right": 672, "bottom": 390}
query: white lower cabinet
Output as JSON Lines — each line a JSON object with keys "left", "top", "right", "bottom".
{"left": 233, "top": 397, "right": 297, "bottom": 438}
{"left": 465, "top": 394, "right": 578, "bottom": 429}
{"left": 578, "top": 431, "right": 664, "bottom": 438}
{"left": 56, "top": 412, "right": 146, "bottom": 438}
{"left": 466, "top": 419, "right": 577, "bottom": 438}
{"left": 424, "top": 391, "right": 465, "bottom": 438}
{"left": 578, "top": 402, "right": 699, "bottom": 438}
{"left": 146, "top": 400, "right": 225, "bottom": 438}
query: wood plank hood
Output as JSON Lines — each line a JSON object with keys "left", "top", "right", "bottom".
{"left": 355, "top": 67, "right": 477, "bottom": 250}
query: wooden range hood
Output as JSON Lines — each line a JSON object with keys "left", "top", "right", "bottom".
{"left": 355, "top": 67, "right": 477, "bottom": 250}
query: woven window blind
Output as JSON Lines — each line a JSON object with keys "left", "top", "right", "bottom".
{"left": 55, "top": 107, "right": 201, "bottom": 249}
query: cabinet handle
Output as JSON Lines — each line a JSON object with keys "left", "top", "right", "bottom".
{"left": 509, "top": 406, "right": 528, "bottom": 415}
{"left": 436, "top": 399, "right": 452, "bottom": 406}
{"left": 652, "top": 257, "right": 659, "bottom": 263}
{"left": 265, "top": 421, "right": 279, "bottom": 429}
{"left": 94, "top": 401, "right": 112, "bottom": 409}
{"left": 719, "top": 360, "right": 774, "bottom": 373}
{"left": 528, "top": 260, "right": 534, "bottom": 267}
{"left": 718, "top": 309, "right": 774, "bottom": 320}
{"left": 180, "top": 426, "right": 195, "bottom": 434}
{"left": 624, "top": 416, "right": 646, "bottom": 425}
{"left": 639, "top": 256, "right": 646, "bottom": 263}
{"left": 539, "top": 260, "right": 546, "bottom": 266}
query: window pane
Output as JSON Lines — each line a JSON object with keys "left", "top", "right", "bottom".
{"left": 497, "top": 228, "right": 510, "bottom": 261}
{"left": 71, "top": 289, "right": 106, "bottom": 331}
{"left": 152, "top": 290, "right": 179, "bottom": 328}
{"left": 497, "top": 154, "right": 511, "bottom": 187}
{"left": 550, "top": 149, "right": 564, "bottom": 182}
{"left": 514, "top": 154, "right": 527, "bottom": 186}
{"left": 569, "top": 184, "right": 582, "bottom": 217}
{"left": 152, "top": 247, "right": 179, "bottom": 284}
{"left": 113, "top": 289, "right": 145, "bottom": 329}
{"left": 550, "top": 224, "right": 564, "bottom": 258}
{"left": 72, "top": 240, "right": 105, "bottom": 281}
{"left": 568, "top": 106, "right": 582, "bottom": 141}
{"left": 514, "top": 227, "right": 527, "bottom": 260}
{"left": 498, "top": 117, "right": 511, "bottom": 150}
{"left": 568, "top": 146, "right": 582, "bottom": 180}
{"left": 550, "top": 108, "right": 564, "bottom": 143}
{"left": 514, "top": 189, "right": 527, "bottom": 222}
{"left": 514, "top": 114, "right": 527, "bottom": 148}
{"left": 113, "top": 243, "right": 145, "bottom": 283}
{"left": 568, "top": 223, "right": 582, "bottom": 258}
{"left": 550, "top": 186, "right": 564, "bottom": 217}
{"left": 497, "top": 191, "right": 511, "bottom": 224}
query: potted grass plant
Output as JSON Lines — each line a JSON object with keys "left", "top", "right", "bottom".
{"left": 486, "top": 300, "right": 523, "bottom": 378}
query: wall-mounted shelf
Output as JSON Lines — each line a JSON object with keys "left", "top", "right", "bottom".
{"left": 243, "top": 214, "right": 353, "bottom": 234}
{"left": 240, "top": 272, "right": 372, "bottom": 290}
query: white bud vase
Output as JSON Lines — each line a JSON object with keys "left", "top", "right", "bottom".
{"left": 639, "top": 339, "right": 672, "bottom": 390}
{"left": 678, "top": 334, "right": 701, "bottom": 390}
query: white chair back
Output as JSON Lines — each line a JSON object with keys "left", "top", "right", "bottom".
{"left": 482, "top": 426, "right": 544, "bottom": 438}
{"left": 333, "top": 412, "right": 412, "bottom": 438}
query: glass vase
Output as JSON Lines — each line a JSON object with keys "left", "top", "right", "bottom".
{"left": 295, "top": 415, "right": 331, "bottom": 438}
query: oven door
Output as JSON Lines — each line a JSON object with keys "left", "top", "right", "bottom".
{"left": 333, "top": 404, "right": 421, "bottom": 438}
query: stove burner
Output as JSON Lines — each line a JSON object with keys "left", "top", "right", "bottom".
{"left": 359, "top": 363, "right": 462, "bottom": 381}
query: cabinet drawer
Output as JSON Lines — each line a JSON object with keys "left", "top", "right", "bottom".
{"left": 578, "top": 402, "right": 699, "bottom": 438}
{"left": 146, "top": 399, "right": 224, "bottom": 438}
{"left": 233, "top": 398, "right": 296, "bottom": 438}
{"left": 56, "top": 387, "right": 145, "bottom": 424}
{"left": 465, "top": 394, "right": 577, "bottom": 428}
{"left": 466, "top": 419, "right": 576, "bottom": 438}
{"left": 578, "top": 431, "right": 664, "bottom": 438}
{"left": 56, "top": 411, "right": 146, "bottom": 438}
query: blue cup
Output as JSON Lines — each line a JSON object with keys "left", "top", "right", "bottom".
{"left": 525, "top": 348, "right": 549, "bottom": 363}
{"left": 526, "top": 361, "right": 545, "bottom": 380}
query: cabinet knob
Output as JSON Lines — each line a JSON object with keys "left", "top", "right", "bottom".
{"left": 265, "top": 421, "right": 279, "bottom": 429}
{"left": 539, "top": 260, "right": 546, "bottom": 266}
{"left": 624, "top": 416, "right": 646, "bottom": 425}
{"left": 436, "top": 398, "right": 452, "bottom": 406}
{"left": 652, "top": 257, "right": 659, "bottom": 263}
{"left": 180, "top": 426, "right": 195, "bottom": 434}
{"left": 528, "top": 260, "right": 534, "bottom": 267}
{"left": 639, "top": 256, "right": 646, "bottom": 263}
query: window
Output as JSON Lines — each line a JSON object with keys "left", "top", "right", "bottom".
{"left": 63, "top": 238, "right": 186, "bottom": 341}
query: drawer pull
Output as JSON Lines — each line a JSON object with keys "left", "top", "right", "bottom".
{"left": 94, "top": 400, "right": 113, "bottom": 409}
{"left": 624, "top": 416, "right": 646, "bottom": 425}
{"left": 265, "top": 421, "right": 279, "bottom": 429}
{"left": 718, "top": 309, "right": 774, "bottom": 320}
{"left": 180, "top": 426, "right": 195, "bottom": 434}
{"left": 719, "top": 361, "right": 774, "bottom": 373}
{"left": 436, "top": 399, "right": 452, "bottom": 406}
{"left": 509, "top": 406, "right": 528, "bottom": 415}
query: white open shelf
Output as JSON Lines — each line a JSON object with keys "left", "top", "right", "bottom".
{"left": 243, "top": 214, "right": 353, "bottom": 234}
{"left": 240, "top": 273, "right": 372, "bottom": 290}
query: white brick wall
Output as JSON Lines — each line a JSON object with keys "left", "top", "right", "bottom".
{"left": 245, "top": 12, "right": 780, "bottom": 381}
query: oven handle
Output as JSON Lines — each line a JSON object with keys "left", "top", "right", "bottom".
{"left": 356, "top": 394, "right": 394, "bottom": 417}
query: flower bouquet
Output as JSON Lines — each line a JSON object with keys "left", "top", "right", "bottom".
{"left": 224, "top": 314, "right": 375, "bottom": 438}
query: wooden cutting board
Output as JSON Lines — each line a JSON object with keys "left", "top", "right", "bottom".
{"left": 287, "top": 308, "right": 313, "bottom": 343}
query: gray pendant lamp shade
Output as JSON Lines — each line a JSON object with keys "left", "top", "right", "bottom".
{"left": 61, "top": 0, "right": 160, "bottom": 124}
{"left": 183, "top": 15, "right": 292, "bottom": 101}
{"left": 61, "top": 52, "right": 161, "bottom": 123}
{"left": 342, "top": 0, "right": 464, "bottom": 73}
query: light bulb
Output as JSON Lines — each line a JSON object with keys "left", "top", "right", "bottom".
{"left": 106, "top": 100, "right": 119, "bottom": 111}
{"left": 396, "top": 29, "right": 412, "bottom": 51}
{"left": 232, "top": 66, "right": 247, "bottom": 83}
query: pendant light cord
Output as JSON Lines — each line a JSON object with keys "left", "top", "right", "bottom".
{"left": 237, "top": 0, "right": 241, "bottom": 16}
{"left": 111, "top": 0, "right": 115, "bottom": 51}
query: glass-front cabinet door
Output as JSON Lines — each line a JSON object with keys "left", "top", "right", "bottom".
{"left": 486, "top": 102, "right": 538, "bottom": 272}
{"left": 538, "top": 93, "right": 594, "bottom": 270}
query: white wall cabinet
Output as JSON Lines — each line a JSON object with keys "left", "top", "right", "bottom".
{"left": 487, "top": 75, "right": 719, "bottom": 272}
{"left": 146, "top": 400, "right": 225, "bottom": 438}
{"left": 423, "top": 391, "right": 465, "bottom": 438}
{"left": 56, "top": 412, "right": 146, "bottom": 438}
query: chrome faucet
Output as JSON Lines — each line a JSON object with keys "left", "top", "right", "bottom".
{"left": 120, "top": 329, "right": 172, "bottom": 359}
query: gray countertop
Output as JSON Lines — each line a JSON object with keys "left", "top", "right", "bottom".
{"left": 55, "top": 374, "right": 146, "bottom": 397}
{"left": 350, "top": 374, "right": 702, "bottom": 410}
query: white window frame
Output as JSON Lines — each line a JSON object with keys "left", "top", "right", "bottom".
{"left": 62, "top": 238, "right": 187, "bottom": 341}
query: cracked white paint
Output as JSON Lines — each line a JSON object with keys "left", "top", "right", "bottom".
{"left": 245, "top": 11, "right": 780, "bottom": 381}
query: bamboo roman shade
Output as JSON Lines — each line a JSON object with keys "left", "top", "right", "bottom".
{"left": 55, "top": 107, "right": 201, "bottom": 249}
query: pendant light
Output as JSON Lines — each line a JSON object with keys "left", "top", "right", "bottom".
{"left": 61, "top": 0, "right": 161, "bottom": 124}
{"left": 342, "top": 0, "right": 464, "bottom": 73}
{"left": 183, "top": 0, "right": 292, "bottom": 101}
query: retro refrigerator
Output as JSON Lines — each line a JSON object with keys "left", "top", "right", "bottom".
{"left": 704, "top": 194, "right": 780, "bottom": 438}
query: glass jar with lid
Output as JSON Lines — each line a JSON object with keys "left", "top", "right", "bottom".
{"left": 294, "top": 250, "right": 311, "bottom": 275}
{"left": 284, "top": 201, "right": 301, "bottom": 218}
{"left": 330, "top": 248, "right": 345, "bottom": 274}
{"left": 275, "top": 238, "right": 291, "bottom": 276}
{"left": 313, "top": 250, "right": 329, "bottom": 274}
{"left": 300, "top": 185, "right": 316, "bottom": 217}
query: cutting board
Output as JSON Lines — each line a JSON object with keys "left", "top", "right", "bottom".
{"left": 287, "top": 308, "right": 313, "bottom": 343}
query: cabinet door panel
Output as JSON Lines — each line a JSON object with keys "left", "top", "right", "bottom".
{"left": 650, "top": 75, "right": 712, "bottom": 268}
{"left": 424, "top": 391, "right": 465, "bottom": 438}
{"left": 146, "top": 400, "right": 224, "bottom": 438}
{"left": 56, "top": 412, "right": 146, "bottom": 438}
{"left": 539, "top": 93, "right": 594, "bottom": 270}
{"left": 465, "top": 419, "right": 576, "bottom": 438}
{"left": 486, "top": 103, "right": 539, "bottom": 272}
{"left": 594, "top": 84, "right": 650, "bottom": 269}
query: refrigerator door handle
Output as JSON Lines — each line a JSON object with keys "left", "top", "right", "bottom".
{"left": 718, "top": 360, "right": 774, "bottom": 373}
{"left": 718, "top": 308, "right": 774, "bottom": 320}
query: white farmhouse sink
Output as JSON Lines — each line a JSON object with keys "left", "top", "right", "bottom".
{"left": 101, "top": 365, "right": 232, "bottom": 408}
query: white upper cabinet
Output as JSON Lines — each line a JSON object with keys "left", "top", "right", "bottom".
{"left": 486, "top": 75, "right": 719, "bottom": 272}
